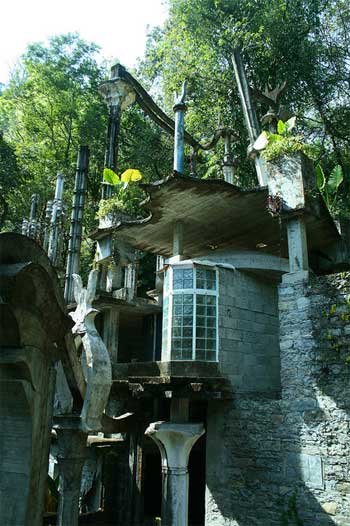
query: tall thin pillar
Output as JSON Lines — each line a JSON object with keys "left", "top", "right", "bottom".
{"left": 99, "top": 63, "right": 136, "bottom": 200}
{"left": 28, "top": 193, "right": 39, "bottom": 239}
{"left": 64, "top": 146, "right": 89, "bottom": 304}
{"left": 48, "top": 172, "right": 65, "bottom": 265}
{"left": 145, "top": 422, "right": 205, "bottom": 526}
{"left": 231, "top": 48, "right": 268, "bottom": 186}
{"left": 173, "top": 82, "right": 187, "bottom": 174}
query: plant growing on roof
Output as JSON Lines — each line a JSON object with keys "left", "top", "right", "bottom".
{"left": 253, "top": 116, "right": 305, "bottom": 161}
{"left": 315, "top": 163, "right": 344, "bottom": 212}
{"left": 96, "top": 167, "right": 143, "bottom": 219}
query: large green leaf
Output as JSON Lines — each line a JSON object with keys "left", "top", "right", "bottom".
{"left": 327, "top": 165, "right": 343, "bottom": 193}
{"left": 277, "top": 120, "right": 286, "bottom": 135}
{"left": 316, "top": 164, "right": 325, "bottom": 191}
{"left": 103, "top": 168, "right": 120, "bottom": 185}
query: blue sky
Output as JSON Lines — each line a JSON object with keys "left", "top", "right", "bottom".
{"left": 0, "top": 0, "right": 167, "bottom": 84}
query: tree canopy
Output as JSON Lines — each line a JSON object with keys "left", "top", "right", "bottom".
{"left": 0, "top": 0, "right": 349, "bottom": 240}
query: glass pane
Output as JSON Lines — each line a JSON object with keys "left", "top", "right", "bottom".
{"left": 174, "top": 279, "right": 183, "bottom": 290}
{"left": 197, "top": 306, "right": 205, "bottom": 316}
{"left": 173, "top": 317, "right": 182, "bottom": 327}
{"left": 173, "top": 268, "right": 193, "bottom": 289}
{"left": 207, "top": 339, "right": 216, "bottom": 350}
{"left": 197, "top": 279, "right": 205, "bottom": 289}
{"left": 172, "top": 349, "right": 181, "bottom": 360}
{"left": 174, "top": 305, "right": 182, "bottom": 315}
{"left": 207, "top": 307, "right": 216, "bottom": 317}
{"left": 196, "top": 316, "right": 206, "bottom": 327}
{"left": 172, "top": 327, "right": 182, "bottom": 338}
{"left": 182, "top": 339, "right": 192, "bottom": 350}
{"left": 196, "top": 338, "right": 206, "bottom": 350}
{"left": 182, "top": 349, "right": 192, "bottom": 360}
{"left": 207, "top": 317, "right": 215, "bottom": 328}
{"left": 183, "top": 305, "right": 193, "bottom": 315}
{"left": 196, "top": 267, "right": 216, "bottom": 289}
{"left": 196, "top": 349, "right": 205, "bottom": 360}
{"left": 184, "top": 269, "right": 193, "bottom": 280}
{"left": 183, "top": 316, "right": 193, "bottom": 326}
{"left": 196, "top": 327, "right": 205, "bottom": 338}
{"left": 183, "top": 294, "right": 193, "bottom": 304}
{"left": 172, "top": 339, "right": 182, "bottom": 350}
{"left": 173, "top": 295, "right": 182, "bottom": 304}
{"left": 207, "top": 329, "right": 216, "bottom": 339}
{"left": 183, "top": 327, "right": 193, "bottom": 337}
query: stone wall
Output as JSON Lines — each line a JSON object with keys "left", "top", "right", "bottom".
{"left": 218, "top": 269, "right": 280, "bottom": 392}
{"left": 205, "top": 271, "right": 350, "bottom": 526}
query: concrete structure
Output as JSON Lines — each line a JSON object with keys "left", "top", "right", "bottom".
{"left": 3, "top": 65, "right": 350, "bottom": 526}
{"left": 0, "top": 234, "right": 71, "bottom": 526}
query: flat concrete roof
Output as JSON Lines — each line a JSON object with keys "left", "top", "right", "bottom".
{"left": 95, "top": 174, "right": 339, "bottom": 259}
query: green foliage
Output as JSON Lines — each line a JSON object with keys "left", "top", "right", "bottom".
{"left": 253, "top": 117, "right": 304, "bottom": 161}
{"left": 103, "top": 168, "right": 120, "bottom": 185}
{"left": 316, "top": 163, "right": 346, "bottom": 213}
{"left": 140, "top": 0, "right": 350, "bottom": 200}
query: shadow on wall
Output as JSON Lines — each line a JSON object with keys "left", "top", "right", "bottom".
{"left": 205, "top": 274, "right": 350, "bottom": 526}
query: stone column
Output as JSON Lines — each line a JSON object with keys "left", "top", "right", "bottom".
{"left": 54, "top": 417, "right": 87, "bottom": 526}
{"left": 286, "top": 216, "right": 309, "bottom": 273}
{"left": 145, "top": 422, "right": 204, "bottom": 526}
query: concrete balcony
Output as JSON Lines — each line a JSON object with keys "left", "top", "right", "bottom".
{"left": 111, "top": 360, "right": 232, "bottom": 400}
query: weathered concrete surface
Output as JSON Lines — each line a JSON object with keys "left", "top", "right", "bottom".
{"left": 0, "top": 233, "right": 71, "bottom": 526}
{"left": 70, "top": 270, "right": 112, "bottom": 432}
{"left": 218, "top": 268, "right": 281, "bottom": 393}
{"left": 54, "top": 417, "right": 87, "bottom": 526}
{"left": 205, "top": 271, "right": 350, "bottom": 526}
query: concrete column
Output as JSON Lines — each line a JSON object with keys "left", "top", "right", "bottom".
{"left": 54, "top": 418, "right": 87, "bottom": 526}
{"left": 145, "top": 422, "right": 205, "bottom": 526}
{"left": 286, "top": 216, "right": 309, "bottom": 273}
{"left": 102, "top": 307, "right": 120, "bottom": 366}
{"left": 172, "top": 221, "right": 184, "bottom": 258}
{"left": 173, "top": 82, "right": 187, "bottom": 174}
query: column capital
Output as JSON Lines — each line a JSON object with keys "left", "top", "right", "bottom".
{"left": 145, "top": 421, "right": 205, "bottom": 470}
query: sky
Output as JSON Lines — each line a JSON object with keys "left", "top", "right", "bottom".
{"left": 0, "top": 0, "right": 168, "bottom": 84}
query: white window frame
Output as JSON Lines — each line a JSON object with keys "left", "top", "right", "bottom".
{"left": 162, "top": 263, "right": 219, "bottom": 362}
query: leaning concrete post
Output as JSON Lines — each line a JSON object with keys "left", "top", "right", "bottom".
{"left": 145, "top": 422, "right": 205, "bottom": 526}
{"left": 54, "top": 417, "right": 87, "bottom": 526}
{"left": 48, "top": 172, "right": 65, "bottom": 265}
{"left": 64, "top": 146, "right": 89, "bottom": 304}
{"left": 173, "top": 82, "right": 187, "bottom": 174}
{"left": 231, "top": 48, "right": 268, "bottom": 186}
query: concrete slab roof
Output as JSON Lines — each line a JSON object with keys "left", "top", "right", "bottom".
{"left": 95, "top": 174, "right": 339, "bottom": 259}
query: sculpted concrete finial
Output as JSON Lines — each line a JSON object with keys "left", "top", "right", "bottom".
{"left": 70, "top": 270, "right": 112, "bottom": 432}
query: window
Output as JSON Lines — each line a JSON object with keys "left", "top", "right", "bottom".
{"left": 162, "top": 264, "right": 218, "bottom": 361}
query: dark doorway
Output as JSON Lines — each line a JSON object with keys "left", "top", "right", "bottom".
{"left": 189, "top": 434, "right": 206, "bottom": 526}
{"left": 143, "top": 445, "right": 162, "bottom": 521}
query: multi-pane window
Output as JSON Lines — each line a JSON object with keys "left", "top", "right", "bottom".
{"left": 162, "top": 264, "right": 218, "bottom": 361}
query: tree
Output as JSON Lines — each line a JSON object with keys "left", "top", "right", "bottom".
{"left": 140, "top": 0, "right": 350, "bottom": 210}
{"left": 0, "top": 33, "right": 109, "bottom": 232}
